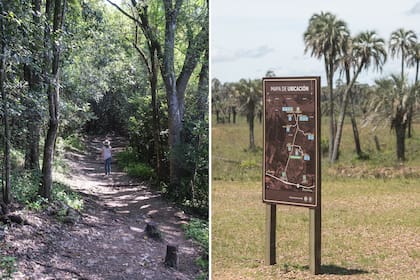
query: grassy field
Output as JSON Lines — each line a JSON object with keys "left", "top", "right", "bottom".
{"left": 211, "top": 116, "right": 420, "bottom": 279}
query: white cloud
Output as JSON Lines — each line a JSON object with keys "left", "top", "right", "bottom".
{"left": 408, "top": 2, "right": 420, "bottom": 14}
{"left": 212, "top": 45, "right": 275, "bottom": 63}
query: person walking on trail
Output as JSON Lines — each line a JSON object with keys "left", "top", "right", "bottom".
{"left": 101, "top": 140, "right": 112, "bottom": 175}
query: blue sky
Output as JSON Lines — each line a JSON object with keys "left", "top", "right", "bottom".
{"left": 211, "top": 0, "right": 420, "bottom": 85}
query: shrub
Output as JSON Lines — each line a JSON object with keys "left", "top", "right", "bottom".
{"left": 0, "top": 256, "right": 17, "bottom": 279}
{"left": 125, "top": 163, "right": 155, "bottom": 179}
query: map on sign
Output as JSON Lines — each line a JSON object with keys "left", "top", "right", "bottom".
{"left": 263, "top": 77, "right": 319, "bottom": 207}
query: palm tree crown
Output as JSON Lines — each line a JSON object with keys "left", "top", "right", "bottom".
{"left": 354, "top": 31, "right": 387, "bottom": 72}
{"left": 304, "top": 11, "right": 349, "bottom": 61}
{"left": 389, "top": 28, "right": 417, "bottom": 79}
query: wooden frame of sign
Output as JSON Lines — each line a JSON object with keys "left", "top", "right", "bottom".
{"left": 262, "top": 77, "right": 321, "bottom": 274}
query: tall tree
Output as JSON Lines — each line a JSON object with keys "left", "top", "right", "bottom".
{"left": 371, "top": 76, "right": 415, "bottom": 161}
{"left": 338, "top": 37, "right": 364, "bottom": 158}
{"left": 40, "top": 0, "right": 67, "bottom": 200}
{"left": 406, "top": 42, "right": 420, "bottom": 137}
{"left": 24, "top": 0, "right": 43, "bottom": 171}
{"left": 408, "top": 42, "right": 420, "bottom": 83}
{"left": 331, "top": 31, "right": 387, "bottom": 162}
{"left": 0, "top": 2, "right": 11, "bottom": 204}
{"left": 107, "top": 0, "right": 208, "bottom": 189}
{"left": 304, "top": 12, "right": 349, "bottom": 160}
{"left": 389, "top": 28, "right": 417, "bottom": 80}
{"left": 237, "top": 78, "right": 261, "bottom": 151}
{"left": 132, "top": 23, "right": 162, "bottom": 183}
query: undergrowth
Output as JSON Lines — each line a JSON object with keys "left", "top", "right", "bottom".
{"left": 116, "top": 150, "right": 155, "bottom": 179}
{"left": 10, "top": 171, "right": 83, "bottom": 211}
{"left": 182, "top": 218, "right": 209, "bottom": 280}
{"left": 0, "top": 255, "right": 17, "bottom": 279}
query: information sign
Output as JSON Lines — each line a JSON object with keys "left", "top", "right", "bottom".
{"left": 263, "top": 77, "right": 320, "bottom": 207}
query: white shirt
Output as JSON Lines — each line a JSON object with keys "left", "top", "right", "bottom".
{"left": 103, "top": 147, "right": 112, "bottom": 160}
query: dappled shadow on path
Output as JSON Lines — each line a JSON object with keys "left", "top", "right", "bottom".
{"left": 4, "top": 135, "right": 202, "bottom": 279}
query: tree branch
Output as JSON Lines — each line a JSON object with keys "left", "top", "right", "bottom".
{"left": 106, "top": 0, "right": 141, "bottom": 26}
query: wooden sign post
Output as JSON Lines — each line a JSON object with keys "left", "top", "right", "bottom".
{"left": 262, "top": 77, "right": 321, "bottom": 274}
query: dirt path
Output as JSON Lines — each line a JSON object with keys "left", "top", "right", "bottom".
{"left": 2, "top": 136, "right": 203, "bottom": 279}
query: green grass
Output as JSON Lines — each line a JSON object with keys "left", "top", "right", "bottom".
{"left": 211, "top": 115, "right": 420, "bottom": 279}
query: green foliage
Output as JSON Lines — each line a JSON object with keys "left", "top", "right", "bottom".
{"left": 10, "top": 171, "right": 83, "bottom": 211}
{"left": 116, "top": 150, "right": 156, "bottom": 179}
{"left": 53, "top": 182, "right": 84, "bottom": 211}
{"left": 183, "top": 218, "right": 209, "bottom": 251}
{"left": 321, "top": 138, "right": 329, "bottom": 157}
{"left": 62, "top": 134, "right": 85, "bottom": 152}
{"left": 11, "top": 171, "right": 41, "bottom": 206}
{"left": 182, "top": 218, "right": 209, "bottom": 279}
{"left": 0, "top": 255, "right": 17, "bottom": 279}
{"left": 125, "top": 163, "right": 155, "bottom": 179}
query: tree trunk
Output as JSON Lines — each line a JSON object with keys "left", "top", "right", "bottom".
{"left": 0, "top": 13, "right": 11, "bottom": 204}
{"left": 407, "top": 105, "right": 413, "bottom": 138}
{"left": 248, "top": 110, "right": 255, "bottom": 151}
{"left": 408, "top": 61, "right": 419, "bottom": 138}
{"left": 197, "top": 49, "right": 208, "bottom": 121}
{"left": 331, "top": 63, "right": 364, "bottom": 163}
{"left": 232, "top": 107, "right": 237, "bottom": 124}
{"left": 395, "top": 122, "right": 406, "bottom": 161}
{"left": 346, "top": 64, "right": 363, "bottom": 157}
{"left": 25, "top": 116, "right": 41, "bottom": 171}
{"left": 326, "top": 60, "right": 335, "bottom": 161}
{"left": 150, "top": 51, "right": 161, "bottom": 183}
{"left": 24, "top": 0, "right": 42, "bottom": 172}
{"left": 350, "top": 101, "right": 362, "bottom": 157}
{"left": 162, "top": 0, "right": 183, "bottom": 190}
{"left": 40, "top": 0, "right": 66, "bottom": 200}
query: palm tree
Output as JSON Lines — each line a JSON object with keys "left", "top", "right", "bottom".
{"left": 211, "top": 78, "right": 223, "bottom": 123}
{"left": 371, "top": 75, "right": 414, "bottom": 161}
{"left": 237, "top": 78, "right": 262, "bottom": 151}
{"left": 337, "top": 36, "right": 365, "bottom": 158}
{"left": 331, "top": 31, "right": 387, "bottom": 162}
{"left": 390, "top": 29, "right": 417, "bottom": 138}
{"left": 389, "top": 28, "right": 417, "bottom": 79}
{"left": 304, "top": 11, "right": 349, "bottom": 160}
{"left": 406, "top": 42, "right": 420, "bottom": 138}
{"left": 408, "top": 42, "right": 420, "bottom": 83}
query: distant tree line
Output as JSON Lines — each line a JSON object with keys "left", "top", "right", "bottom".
{"left": 212, "top": 12, "right": 419, "bottom": 163}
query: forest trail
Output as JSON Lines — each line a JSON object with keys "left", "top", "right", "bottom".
{"left": 3, "top": 136, "right": 202, "bottom": 280}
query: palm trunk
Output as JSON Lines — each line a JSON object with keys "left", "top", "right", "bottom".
{"left": 407, "top": 105, "right": 413, "bottom": 138}
{"left": 346, "top": 63, "right": 363, "bottom": 157}
{"left": 327, "top": 61, "right": 335, "bottom": 161}
{"left": 395, "top": 121, "right": 406, "bottom": 161}
{"left": 331, "top": 63, "right": 364, "bottom": 163}
{"left": 408, "top": 61, "right": 419, "bottom": 138}
{"left": 248, "top": 106, "right": 255, "bottom": 151}
{"left": 350, "top": 97, "right": 362, "bottom": 157}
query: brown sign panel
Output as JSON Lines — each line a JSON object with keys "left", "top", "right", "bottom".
{"left": 263, "top": 77, "right": 320, "bottom": 207}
